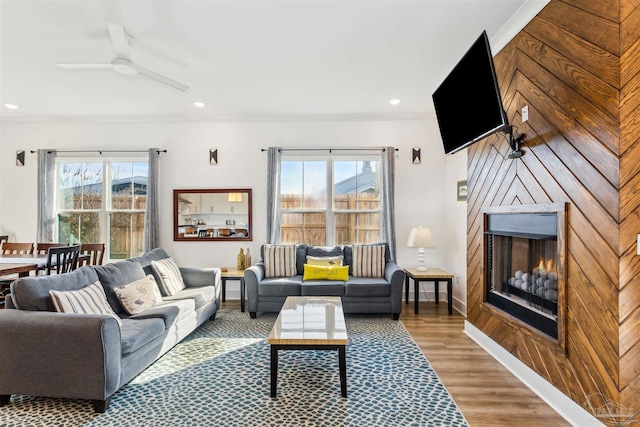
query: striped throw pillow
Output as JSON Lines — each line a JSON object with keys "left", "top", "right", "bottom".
{"left": 49, "top": 281, "right": 122, "bottom": 326}
{"left": 264, "top": 245, "right": 297, "bottom": 278}
{"left": 352, "top": 244, "right": 386, "bottom": 278}
{"left": 151, "top": 257, "right": 186, "bottom": 296}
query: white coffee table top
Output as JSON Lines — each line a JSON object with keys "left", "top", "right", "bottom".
{"left": 267, "top": 296, "right": 348, "bottom": 345}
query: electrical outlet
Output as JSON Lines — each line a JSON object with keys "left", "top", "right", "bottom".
{"left": 522, "top": 105, "right": 529, "bottom": 122}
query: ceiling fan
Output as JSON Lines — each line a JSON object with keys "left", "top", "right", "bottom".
{"left": 56, "top": 23, "right": 190, "bottom": 92}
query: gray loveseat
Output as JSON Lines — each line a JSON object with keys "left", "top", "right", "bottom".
{"left": 0, "top": 248, "right": 221, "bottom": 413}
{"left": 245, "top": 243, "right": 405, "bottom": 319}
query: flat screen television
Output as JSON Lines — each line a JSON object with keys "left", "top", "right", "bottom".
{"left": 432, "top": 30, "right": 509, "bottom": 155}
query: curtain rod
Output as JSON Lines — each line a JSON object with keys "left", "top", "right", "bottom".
{"left": 260, "top": 147, "right": 398, "bottom": 152}
{"left": 29, "top": 149, "right": 167, "bottom": 155}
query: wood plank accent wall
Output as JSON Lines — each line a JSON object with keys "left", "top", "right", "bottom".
{"left": 467, "top": 0, "right": 640, "bottom": 420}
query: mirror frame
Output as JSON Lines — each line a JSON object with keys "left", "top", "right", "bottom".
{"left": 173, "top": 188, "right": 252, "bottom": 242}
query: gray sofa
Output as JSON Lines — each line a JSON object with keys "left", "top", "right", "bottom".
{"left": 245, "top": 243, "right": 405, "bottom": 319}
{"left": 0, "top": 248, "right": 221, "bottom": 413}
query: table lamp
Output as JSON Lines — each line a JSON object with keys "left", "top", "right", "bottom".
{"left": 407, "top": 226, "right": 436, "bottom": 271}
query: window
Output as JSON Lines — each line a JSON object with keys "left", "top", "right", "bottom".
{"left": 279, "top": 155, "right": 382, "bottom": 246}
{"left": 56, "top": 158, "right": 148, "bottom": 260}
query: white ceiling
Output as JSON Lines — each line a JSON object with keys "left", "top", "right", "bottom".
{"left": 0, "top": 0, "right": 548, "bottom": 122}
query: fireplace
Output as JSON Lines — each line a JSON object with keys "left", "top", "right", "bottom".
{"left": 483, "top": 204, "right": 566, "bottom": 342}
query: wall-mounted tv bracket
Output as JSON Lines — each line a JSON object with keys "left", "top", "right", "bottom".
{"left": 502, "top": 125, "right": 525, "bottom": 159}
{"left": 489, "top": 125, "right": 526, "bottom": 160}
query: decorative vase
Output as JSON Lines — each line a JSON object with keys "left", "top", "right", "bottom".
{"left": 245, "top": 249, "right": 252, "bottom": 268}
{"left": 237, "top": 248, "right": 245, "bottom": 270}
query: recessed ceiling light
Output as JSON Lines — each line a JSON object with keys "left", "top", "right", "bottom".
{"left": 3, "top": 103, "right": 19, "bottom": 109}
{"left": 389, "top": 99, "right": 401, "bottom": 106}
{"left": 193, "top": 101, "right": 206, "bottom": 108}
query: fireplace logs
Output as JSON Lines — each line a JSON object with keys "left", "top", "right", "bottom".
{"left": 503, "top": 261, "right": 558, "bottom": 317}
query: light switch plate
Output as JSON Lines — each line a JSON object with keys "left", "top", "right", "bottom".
{"left": 522, "top": 105, "right": 529, "bottom": 122}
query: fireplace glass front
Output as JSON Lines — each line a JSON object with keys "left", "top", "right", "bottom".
{"left": 486, "top": 212, "right": 559, "bottom": 339}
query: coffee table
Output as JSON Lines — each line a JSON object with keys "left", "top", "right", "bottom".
{"left": 267, "top": 296, "right": 349, "bottom": 398}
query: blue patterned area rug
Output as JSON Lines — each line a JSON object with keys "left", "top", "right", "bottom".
{"left": 0, "top": 309, "right": 469, "bottom": 427}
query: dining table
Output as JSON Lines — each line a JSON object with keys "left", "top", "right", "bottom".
{"left": 0, "top": 262, "right": 39, "bottom": 278}
{"left": 0, "top": 253, "right": 90, "bottom": 276}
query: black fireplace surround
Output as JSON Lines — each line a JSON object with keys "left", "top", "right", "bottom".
{"left": 485, "top": 212, "right": 559, "bottom": 339}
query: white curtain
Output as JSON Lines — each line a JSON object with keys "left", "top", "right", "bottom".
{"left": 266, "top": 147, "right": 282, "bottom": 244}
{"left": 36, "top": 149, "right": 57, "bottom": 242}
{"left": 381, "top": 147, "right": 397, "bottom": 260}
{"left": 144, "top": 148, "right": 160, "bottom": 252}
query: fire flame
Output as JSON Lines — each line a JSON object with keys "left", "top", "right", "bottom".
{"left": 538, "top": 257, "right": 556, "bottom": 273}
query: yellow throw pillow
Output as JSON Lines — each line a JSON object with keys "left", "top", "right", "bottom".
{"left": 303, "top": 264, "right": 349, "bottom": 281}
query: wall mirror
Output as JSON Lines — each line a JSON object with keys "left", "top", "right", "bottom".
{"left": 174, "top": 189, "right": 252, "bottom": 241}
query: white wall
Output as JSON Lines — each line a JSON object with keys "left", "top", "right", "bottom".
{"left": 445, "top": 149, "right": 468, "bottom": 314}
{"left": 0, "top": 118, "right": 468, "bottom": 306}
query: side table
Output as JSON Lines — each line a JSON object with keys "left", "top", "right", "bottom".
{"left": 404, "top": 267, "right": 454, "bottom": 315}
{"left": 220, "top": 267, "right": 246, "bottom": 312}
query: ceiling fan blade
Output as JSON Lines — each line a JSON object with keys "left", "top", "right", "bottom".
{"left": 107, "top": 22, "right": 132, "bottom": 61}
{"left": 137, "top": 67, "right": 190, "bottom": 92}
{"left": 57, "top": 63, "right": 112, "bottom": 69}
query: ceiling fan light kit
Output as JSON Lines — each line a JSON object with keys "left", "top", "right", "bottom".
{"left": 56, "top": 23, "right": 189, "bottom": 92}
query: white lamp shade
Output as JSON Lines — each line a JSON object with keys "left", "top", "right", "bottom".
{"left": 406, "top": 226, "right": 436, "bottom": 248}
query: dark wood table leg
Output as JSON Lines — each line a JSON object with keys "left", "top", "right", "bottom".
{"left": 240, "top": 278, "right": 246, "bottom": 312}
{"left": 435, "top": 280, "right": 440, "bottom": 304}
{"left": 414, "top": 278, "right": 419, "bottom": 314}
{"left": 221, "top": 278, "right": 226, "bottom": 302}
{"left": 338, "top": 345, "right": 347, "bottom": 398}
{"left": 447, "top": 278, "right": 453, "bottom": 315}
{"left": 404, "top": 274, "right": 409, "bottom": 304}
{"left": 270, "top": 345, "right": 278, "bottom": 397}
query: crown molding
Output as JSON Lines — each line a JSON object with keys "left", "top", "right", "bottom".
{"left": 490, "top": 0, "right": 550, "bottom": 54}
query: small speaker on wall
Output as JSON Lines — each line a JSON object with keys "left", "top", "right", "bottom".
{"left": 209, "top": 149, "right": 218, "bottom": 165}
{"left": 16, "top": 150, "right": 25, "bottom": 166}
{"left": 412, "top": 148, "right": 421, "bottom": 164}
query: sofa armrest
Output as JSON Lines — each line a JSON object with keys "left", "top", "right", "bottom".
{"left": 0, "top": 310, "right": 122, "bottom": 401}
{"left": 385, "top": 261, "right": 406, "bottom": 313}
{"left": 180, "top": 266, "right": 221, "bottom": 303}
{"left": 180, "top": 267, "right": 220, "bottom": 288}
{"left": 244, "top": 263, "right": 265, "bottom": 313}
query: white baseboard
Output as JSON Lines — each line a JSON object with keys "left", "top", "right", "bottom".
{"left": 464, "top": 321, "right": 605, "bottom": 427}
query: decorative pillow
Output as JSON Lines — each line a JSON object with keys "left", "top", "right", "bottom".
{"left": 264, "top": 244, "right": 297, "bottom": 278}
{"left": 113, "top": 275, "right": 164, "bottom": 315}
{"left": 352, "top": 244, "right": 386, "bottom": 278}
{"left": 49, "top": 281, "right": 122, "bottom": 326}
{"left": 303, "top": 264, "right": 349, "bottom": 281}
{"left": 306, "top": 255, "right": 344, "bottom": 266}
{"left": 151, "top": 257, "right": 186, "bottom": 296}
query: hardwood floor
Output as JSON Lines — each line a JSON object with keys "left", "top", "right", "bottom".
{"left": 220, "top": 299, "right": 571, "bottom": 426}
{"left": 399, "top": 301, "right": 571, "bottom": 427}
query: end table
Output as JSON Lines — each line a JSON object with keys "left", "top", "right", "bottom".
{"left": 404, "top": 267, "right": 454, "bottom": 315}
{"left": 220, "top": 267, "right": 246, "bottom": 312}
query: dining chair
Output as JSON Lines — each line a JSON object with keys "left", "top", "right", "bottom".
{"left": 0, "top": 241, "right": 34, "bottom": 297}
{"left": 45, "top": 245, "right": 81, "bottom": 276}
{"left": 36, "top": 243, "right": 68, "bottom": 255}
{"left": 79, "top": 243, "right": 105, "bottom": 266}
{"left": 0, "top": 236, "right": 8, "bottom": 245}
{"left": 1, "top": 242, "right": 35, "bottom": 254}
